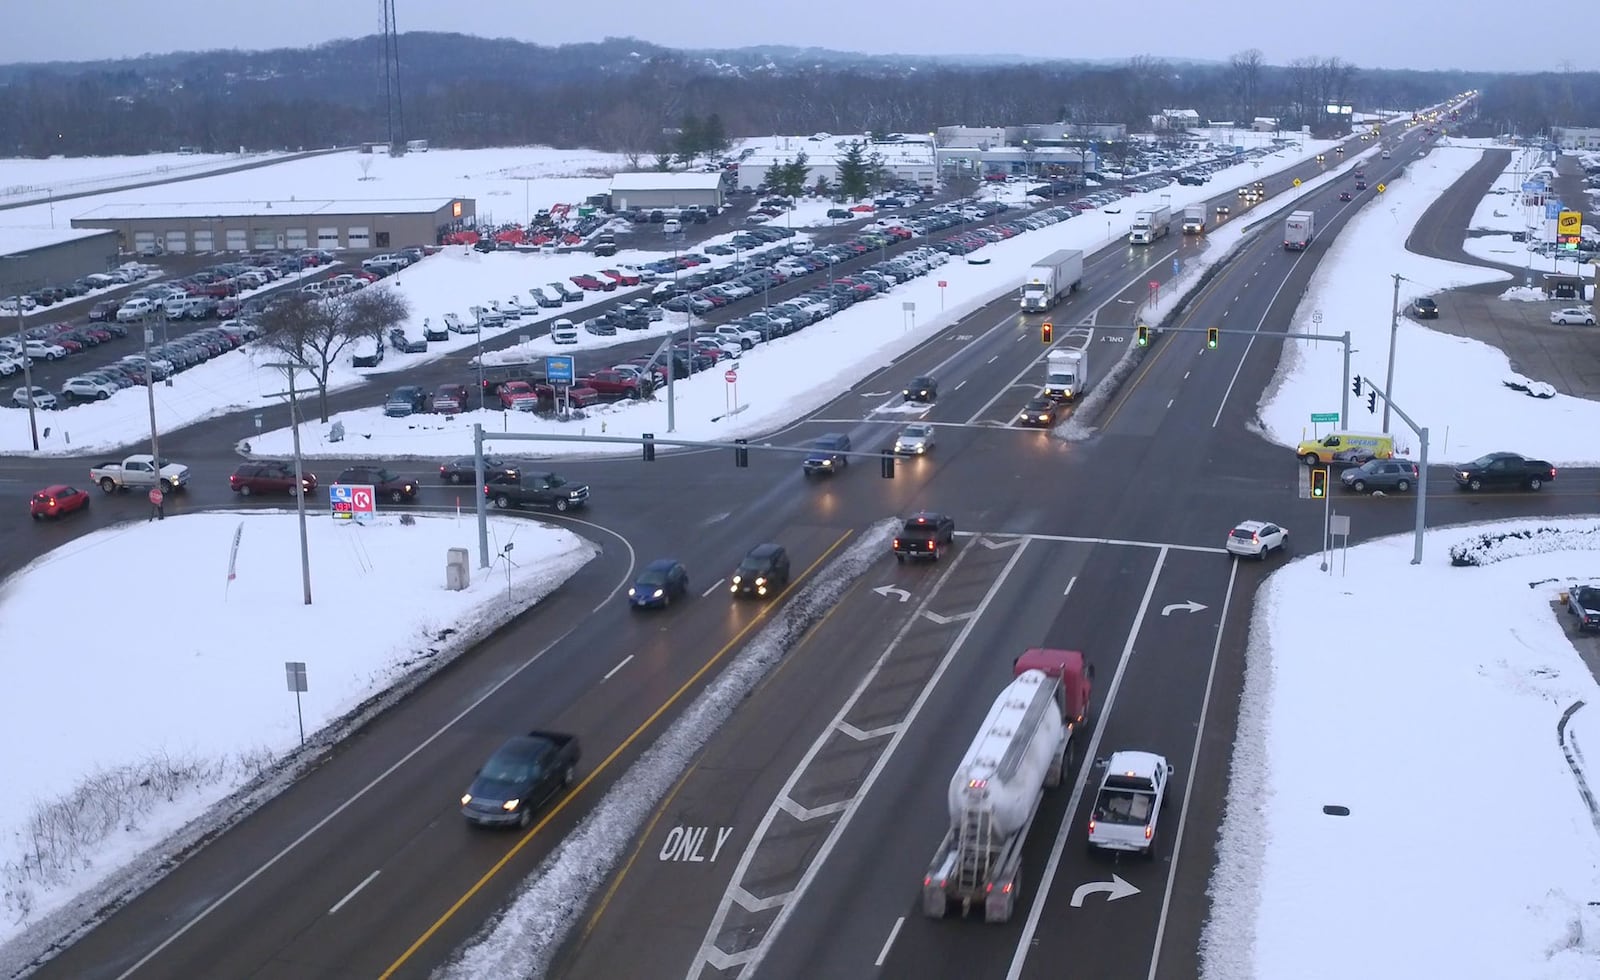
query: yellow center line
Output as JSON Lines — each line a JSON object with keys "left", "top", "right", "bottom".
{"left": 379, "top": 528, "right": 855, "bottom": 979}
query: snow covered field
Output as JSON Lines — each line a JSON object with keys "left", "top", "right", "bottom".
{"left": 246, "top": 134, "right": 1345, "bottom": 461}
{"left": 0, "top": 511, "right": 595, "bottom": 946}
{"left": 1202, "top": 521, "right": 1600, "bottom": 980}
{"left": 0, "top": 150, "right": 290, "bottom": 208}
{"left": 1257, "top": 139, "right": 1600, "bottom": 466}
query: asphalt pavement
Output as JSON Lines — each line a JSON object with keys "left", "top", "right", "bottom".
{"left": 13, "top": 101, "right": 1583, "bottom": 980}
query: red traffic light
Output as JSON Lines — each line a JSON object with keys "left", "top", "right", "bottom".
{"left": 1041, "top": 321, "right": 1054, "bottom": 344}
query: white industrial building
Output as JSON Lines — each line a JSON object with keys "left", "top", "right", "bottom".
{"left": 735, "top": 134, "right": 938, "bottom": 191}
{"left": 607, "top": 172, "right": 725, "bottom": 211}
{"left": 1556, "top": 127, "right": 1600, "bottom": 151}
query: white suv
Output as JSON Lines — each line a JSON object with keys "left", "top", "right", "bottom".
{"left": 116, "top": 297, "right": 156, "bottom": 322}
{"left": 63, "top": 375, "right": 118, "bottom": 401}
{"left": 12, "top": 385, "right": 56, "bottom": 410}
{"left": 712, "top": 324, "right": 761, "bottom": 349}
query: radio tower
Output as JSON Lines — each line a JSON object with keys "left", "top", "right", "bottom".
{"left": 379, "top": 0, "right": 405, "bottom": 149}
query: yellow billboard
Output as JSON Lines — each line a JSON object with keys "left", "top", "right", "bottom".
{"left": 1558, "top": 210, "right": 1582, "bottom": 239}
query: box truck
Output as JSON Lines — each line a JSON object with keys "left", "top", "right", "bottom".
{"left": 1018, "top": 249, "right": 1085, "bottom": 312}
{"left": 1284, "top": 210, "right": 1315, "bottom": 250}
{"left": 1129, "top": 205, "right": 1171, "bottom": 244}
{"left": 1181, "top": 204, "right": 1207, "bottom": 234}
{"left": 1043, "top": 348, "right": 1089, "bottom": 401}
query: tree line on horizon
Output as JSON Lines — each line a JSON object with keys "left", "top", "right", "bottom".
{"left": 0, "top": 34, "right": 1580, "bottom": 159}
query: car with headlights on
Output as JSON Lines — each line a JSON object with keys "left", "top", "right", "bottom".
{"left": 730, "top": 543, "right": 790, "bottom": 599}
{"left": 1017, "top": 396, "right": 1057, "bottom": 427}
{"left": 629, "top": 559, "right": 689, "bottom": 609}
{"left": 894, "top": 423, "right": 936, "bottom": 455}
{"left": 903, "top": 375, "right": 938, "bottom": 402}
{"left": 460, "top": 730, "right": 580, "bottom": 828}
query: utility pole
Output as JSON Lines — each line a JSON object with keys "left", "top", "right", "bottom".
{"left": 1382, "top": 272, "right": 1401, "bottom": 433}
{"left": 15, "top": 297, "right": 38, "bottom": 450}
{"left": 141, "top": 314, "right": 162, "bottom": 472}
{"left": 267, "top": 363, "right": 315, "bottom": 604}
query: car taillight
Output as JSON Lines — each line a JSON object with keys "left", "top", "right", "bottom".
{"left": 928, "top": 540, "right": 936, "bottom": 549}
{"left": 1087, "top": 819, "right": 1096, "bottom": 834}
{"left": 1252, "top": 534, "right": 1260, "bottom": 543}
{"left": 1145, "top": 825, "right": 1154, "bottom": 840}
{"left": 892, "top": 538, "right": 901, "bottom": 549}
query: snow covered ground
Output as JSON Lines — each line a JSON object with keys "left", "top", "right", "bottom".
{"left": 1257, "top": 138, "right": 1600, "bottom": 467}
{"left": 0, "top": 150, "right": 291, "bottom": 208}
{"left": 0, "top": 145, "right": 627, "bottom": 241}
{"left": 0, "top": 511, "right": 595, "bottom": 947}
{"left": 246, "top": 134, "right": 1345, "bottom": 461}
{"left": 1462, "top": 144, "right": 1596, "bottom": 279}
{"left": 1201, "top": 520, "right": 1600, "bottom": 980}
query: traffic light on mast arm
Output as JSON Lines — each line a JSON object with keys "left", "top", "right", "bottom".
{"left": 1352, "top": 375, "right": 1363, "bottom": 397}
{"left": 1310, "top": 467, "right": 1328, "bottom": 499}
{"left": 1136, "top": 324, "right": 1149, "bottom": 347}
{"left": 1206, "top": 327, "right": 1218, "bottom": 349}
{"left": 1367, "top": 391, "right": 1377, "bottom": 413}
{"left": 1041, "top": 321, "right": 1053, "bottom": 344}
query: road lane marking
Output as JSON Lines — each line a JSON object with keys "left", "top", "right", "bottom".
{"left": 874, "top": 916, "right": 905, "bottom": 967}
{"left": 111, "top": 515, "right": 638, "bottom": 980}
{"left": 1212, "top": 211, "right": 1317, "bottom": 428}
{"left": 708, "top": 540, "right": 1032, "bottom": 979}
{"left": 1063, "top": 575, "right": 1077, "bottom": 597}
{"left": 954, "top": 379, "right": 967, "bottom": 391}
{"left": 987, "top": 354, "right": 999, "bottom": 363}
{"left": 1148, "top": 557, "right": 1240, "bottom": 980}
{"left": 701, "top": 578, "right": 725, "bottom": 597}
{"left": 328, "top": 870, "right": 380, "bottom": 915}
{"left": 381, "top": 530, "right": 855, "bottom": 980}
{"left": 1005, "top": 547, "right": 1169, "bottom": 980}
{"left": 602, "top": 655, "right": 634, "bottom": 681}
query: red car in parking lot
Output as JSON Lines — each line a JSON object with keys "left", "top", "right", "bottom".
{"left": 601, "top": 268, "right": 641, "bottom": 286}
{"left": 571, "top": 273, "right": 616, "bottom": 292}
{"left": 30, "top": 484, "right": 89, "bottom": 520}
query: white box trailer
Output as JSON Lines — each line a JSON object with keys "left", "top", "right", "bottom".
{"left": 1018, "top": 249, "right": 1084, "bottom": 312}
{"left": 1181, "top": 204, "right": 1207, "bottom": 234}
{"left": 1129, "top": 205, "right": 1171, "bottom": 244}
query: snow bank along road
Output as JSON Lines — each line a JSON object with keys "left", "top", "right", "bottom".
{"left": 13, "top": 107, "right": 1570, "bottom": 980}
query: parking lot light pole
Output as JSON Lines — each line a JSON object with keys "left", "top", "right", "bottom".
{"left": 140, "top": 313, "right": 162, "bottom": 472}
{"left": 265, "top": 362, "right": 314, "bottom": 604}
{"left": 14, "top": 300, "right": 38, "bottom": 450}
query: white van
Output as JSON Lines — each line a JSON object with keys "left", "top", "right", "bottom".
{"left": 550, "top": 318, "right": 579, "bottom": 345}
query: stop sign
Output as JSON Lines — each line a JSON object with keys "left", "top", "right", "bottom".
{"left": 148, "top": 487, "right": 164, "bottom": 506}
{"left": 724, "top": 369, "right": 738, "bottom": 383}
{"left": 938, "top": 280, "right": 947, "bottom": 287}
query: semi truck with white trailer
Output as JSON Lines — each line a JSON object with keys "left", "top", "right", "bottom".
{"left": 1018, "top": 249, "right": 1084, "bottom": 312}
{"left": 1129, "top": 205, "right": 1171, "bottom": 244}
{"left": 1181, "top": 204, "right": 1207, "bottom": 234}
{"left": 1043, "top": 348, "right": 1089, "bottom": 401}
{"left": 922, "top": 648, "right": 1093, "bottom": 923}
{"left": 1284, "top": 210, "right": 1316, "bottom": 250}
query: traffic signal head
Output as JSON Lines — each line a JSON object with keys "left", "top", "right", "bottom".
{"left": 642, "top": 433, "right": 656, "bottom": 462}
{"left": 1041, "top": 321, "right": 1053, "bottom": 344}
{"left": 1352, "top": 375, "right": 1363, "bottom": 397}
{"left": 1206, "top": 327, "right": 1218, "bottom": 349}
{"left": 880, "top": 452, "right": 895, "bottom": 479}
{"left": 1311, "top": 467, "right": 1328, "bottom": 499}
{"left": 1367, "top": 391, "right": 1377, "bottom": 413}
{"left": 734, "top": 437, "right": 749, "bottom": 468}
{"left": 1136, "top": 324, "right": 1149, "bottom": 347}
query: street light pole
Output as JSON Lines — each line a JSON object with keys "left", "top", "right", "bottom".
{"left": 1383, "top": 272, "right": 1401, "bottom": 433}
{"left": 141, "top": 314, "right": 162, "bottom": 473}
{"left": 266, "top": 362, "right": 314, "bottom": 604}
{"left": 15, "top": 299, "right": 38, "bottom": 450}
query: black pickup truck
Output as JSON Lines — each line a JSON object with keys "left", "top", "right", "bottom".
{"left": 484, "top": 470, "right": 590, "bottom": 512}
{"left": 893, "top": 511, "right": 956, "bottom": 562}
{"left": 1453, "top": 452, "right": 1556, "bottom": 492}
{"left": 460, "top": 730, "right": 581, "bottom": 828}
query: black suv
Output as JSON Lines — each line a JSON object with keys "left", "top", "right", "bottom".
{"left": 1410, "top": 297, "right": 1439, "bottom": 319}
{"left": 731, "top": 544, "right": 791, "bottom": 598}
{"left": 335, "top": 466, "right": 419, "bottom": 503}
{"left": 802, "top": 433, "right": 852, "bottom": 476}
{"left": 903, "top": 376, "right": 938, "bottom": 403}
{"left": 894, "top": 511, "right": 956, "bottom": 562}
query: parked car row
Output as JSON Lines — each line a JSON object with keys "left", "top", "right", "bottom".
{"left": 5, "top": 319, "right": 262, "bottom": 407}
{"left": 1, "top": 262, "right": 160, "bottom": 315}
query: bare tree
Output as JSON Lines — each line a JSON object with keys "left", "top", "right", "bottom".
{"left": 260, "top": 288, "right": 409, "bottom": 421}
{"left": 1286, "top": 56, "right": 1319, "bottom": 125}
{"left": 1229, "top": 49, "right": 1265, "bottom": 122}
{"left": 596, "top": 101, "right": 657, "bottom": 166}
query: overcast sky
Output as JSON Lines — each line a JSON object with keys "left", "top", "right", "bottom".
{"left": 0, "top": 0, "right": 1559, "bottom": 73}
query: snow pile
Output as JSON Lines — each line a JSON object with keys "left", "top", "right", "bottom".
{"left": 1448, "top": 520, "right": 1600, "bottom": 566}
{"left": 440, "top": 518, "right": 898, "bottom": 979}
{"left": 1501, "top": 285, "right": 1547, "bottom": 302}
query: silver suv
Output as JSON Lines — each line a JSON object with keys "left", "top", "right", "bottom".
{"left": 1340, "top": 457, "right": 1420, "bottom": 494}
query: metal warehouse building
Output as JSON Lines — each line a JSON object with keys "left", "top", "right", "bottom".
{"left": 1, "top": 228, "right": 122, "bottom": 292}
{"left": 608, "top": 172, "right": 725, "bottom": 211}
{"left": 69, "top": 197, "right": 475, "bottom": 254}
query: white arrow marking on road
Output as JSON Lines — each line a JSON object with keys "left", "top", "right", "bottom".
{"left": 923, "top": 609, "right": 975, "bottom": 626}
{"left": 1160, "top": 600, "right": 1209, "bottom": 617}
{"left": 1070, "top": 874, "right": 1140, "bottom": 908}
{"left": 873, "top": 585, "right": 912, "bottom": 603}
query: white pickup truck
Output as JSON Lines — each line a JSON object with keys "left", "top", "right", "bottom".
{"left": 1086, "top": 750, "right": 1173, "bottom": 858}
{"left": 89, "top": 454, "right": 191, "bottom": 494}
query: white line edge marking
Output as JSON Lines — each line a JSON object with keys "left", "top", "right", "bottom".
{"left": 113, "top": 516, "right": 637, "bottom": 980}
{"left": 1005, "top": 546, "right": 1168, "bottom": 980}
{"left": 954, "top": 379, "right": 967, "bottom": 391}
{"left": 1063, "top": 575, "right": 1077, "bottom": 597}
{"left": 602, "top": 654, "right": 635, "bottom": 682}
{"left": 874, "top": 916, "right": 906, "bottom": 967}
{"left": 1211, "top": 220, "right": 1314, "bottom": 428}
{"left": 1147, "top": 556, "right": 1239, "bottom": 980}
{"left": 327, "top": 869, "right": 380, "bottom": 915}
{"left": 701, "top": 578, "right": 725, "bottom": 598}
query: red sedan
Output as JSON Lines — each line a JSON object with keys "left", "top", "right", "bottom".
{"left": 602, "top": 268, "right": 641, "bottom": 286}
{"left": 30, "top": 484, "right": 89, "bottom": 520}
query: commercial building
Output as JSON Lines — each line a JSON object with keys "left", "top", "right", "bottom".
{"left": 608, "top": 172, "right": 725, "bottom": 211}
{"left": 735, "top": 135, "right": 938, "bottom": 192}
{"left": 69, "top": 197, "right": 474, "bottom": 254}
{"left": 1555, "top": 127, "right": 1600, "bottom": 152}
{"left": 0, "top": 228, "right": 122, "bottom": 293}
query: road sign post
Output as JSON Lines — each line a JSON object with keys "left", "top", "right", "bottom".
{"left": 938, "top": 279, "right": 947, "bottom": 311}
{"left": 285, "top": 661, "right": 308, "bottom": 746}
{"left": 724, "top": 368, "right": 737, "bottom": 414}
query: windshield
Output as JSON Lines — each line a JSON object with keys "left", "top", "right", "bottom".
{"left": 1093, "top": 789, "right": 1153, "bottom": 825}
{"left": 738, "top": 558, "right": 768, "bottom": 574}
{"left": 1358, "top": 459, "right": 1381, "bottom": 473}
{"left": 902, "top": 425, "right": 930, "bottom": 438}
{"left": 638, "top": 570, "right": 668, "bottom": 587}
{"left": 1467, "top": 455, "right": 1496, "bottom": 468}
{"left": 376, "top": 469, "right": 398, "bottom": 482}
{"left": 480, "top": 755, "right": 538, "bottom": 785}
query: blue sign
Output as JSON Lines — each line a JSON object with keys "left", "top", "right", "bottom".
{"left": 1521, "top": 181, "right": 1539, "bottom": 193}
{"left": 1546, "top": 201, "right": 1562, "bottom": 220}
{"left": 329, "top": 484, "right": 354, "bottom": 521}
{"left": 545, "top": 355, "right": 575, "bottom": 386}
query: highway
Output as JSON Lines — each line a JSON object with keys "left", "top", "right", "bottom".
{"left": 9, "top": 97, "right": 1579, "bottom": 980}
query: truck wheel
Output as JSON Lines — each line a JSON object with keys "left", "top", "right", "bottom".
{"left": 1529, "top": 477, "right": 1544, "bottom": 491}
{"left": 99, "top": 477, "right": 117, "bottom": 494}
{"left": 164, "top": 479, "right": 180, "bottom": 493}
{"left": 449, "top": 472, "right": 464, "bottom": 485}
{"left": 1468, "top": 477, "right": 1482, "bottom": 491}
{"left": 239, "top": 485, "right": 253, "bottom": 497}
{"left": 494, "top": 495, "right": 510, "bottom": 509}
{"left": 555, "top": 498, "right": 570, "bottom": 512}
{"left": 895, "top": 553, "right": 905, "bottom": 564}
